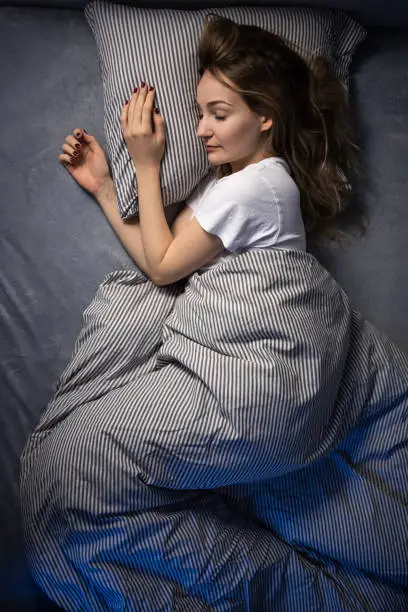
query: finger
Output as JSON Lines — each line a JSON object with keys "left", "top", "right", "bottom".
{"left": 121, "top": 95, "right": 131, "bottom": 134}
{"left": 142, "top": 87, "right": 155, "bottom": 131}
{"left": 120, "top": 91, "right": 132, "bottom": 132}
{"left": 64, "top": 140, "right": 81, "bottom": 154}
{"left": 62, "top": 142, "right": 81, "bottom": 161}
{"left": 73, "top": 128, "right": 96, "bottom": 147}
{"left": 153, "top": 107, "right": 165, "bottom": 142}
{"left": 133, "top": 83, "right": 149, "bottom": 126}
{"left": 73, "top": 128, "right": 87, "bottom": 140}
{"left": 128, "top": 86, "right": 141, "bottom": 127}
{"left": 66, "top": 135, "right": 82, "bottom": 150}
{"left": 59, "top": 153, "right": 75, "bottom": 166}
{"left": 62, "top": 143, "right": 77, "bottom": 156}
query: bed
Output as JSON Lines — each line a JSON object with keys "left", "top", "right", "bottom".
{"left": 1, "top": 0, "right": 408, "bottom": 610}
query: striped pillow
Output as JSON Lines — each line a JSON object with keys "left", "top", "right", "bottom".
{"left": 84, "top": 1, "right": 366, "bottom": 220}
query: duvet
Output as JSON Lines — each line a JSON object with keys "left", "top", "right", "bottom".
{"left": 20, "top": 248, "right": 408, "bottom": 611}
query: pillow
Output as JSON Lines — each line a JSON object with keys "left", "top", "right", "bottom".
{"left": 84, "top": 1, "right": 367, "bottom": 220}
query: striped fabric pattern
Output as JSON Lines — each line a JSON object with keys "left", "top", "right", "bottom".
{"left": 83, "top": 1, "right": 366, "bottom": 220}
{"left": 20, "top": 248, "right": 408, "bottom": 610}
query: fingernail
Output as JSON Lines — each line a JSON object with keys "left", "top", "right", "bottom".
{"left": 149, "top": 85, "right": 154, "bottom": 91}
{"left": 133, "top": 87, "right": 138, "bottom": 93}
{"left": 140, "top": 81, "right": 146, "bottom": 88}
{"left": 154, "top": 108, "right": 160, "bottom": 114}
{"left": 124, "top": 100, "right": 129, "bottom": 105}
{"left": 75, "top": 143, "right": 81, "bottom": 149}
{"left": 83, "top": 129, "right": 88, "bottom": 134}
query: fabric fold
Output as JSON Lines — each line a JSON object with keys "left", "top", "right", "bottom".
{"left": 20, "top": 248, "right": 408, "bottom": 610}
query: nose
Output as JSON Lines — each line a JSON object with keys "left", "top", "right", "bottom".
{"left": 196, "top": 117, "right": 212, "bottom": 140}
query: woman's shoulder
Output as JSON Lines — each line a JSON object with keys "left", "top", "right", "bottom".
{"left": 244, "top": 156, "right": 293, "bottom": 182}
{"left": 187, "top": 156, "right": 298, "bottom": 209}
{"left": 255, "top": 157, "right": 300, "bottom": 201}
{"left": 217, "top": 156, "right": 293, "bottom": 186}
{"left": 214, "top": 157, "right": 300, "bottom": 221}
{"left": 214, "top": 157, "right": 296, "bottom": 199}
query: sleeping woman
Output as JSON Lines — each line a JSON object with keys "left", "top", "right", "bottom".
{"left": 58, "top": 13, "right": 365, "bottom": 286}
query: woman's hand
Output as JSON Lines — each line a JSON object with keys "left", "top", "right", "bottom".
{"left": 121, "top": 82, "right": 166, "bottom": 171}
{"left": 58, "top": 128, "right": 112, "bottom": 197}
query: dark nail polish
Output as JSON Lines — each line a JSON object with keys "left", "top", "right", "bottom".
{"left": 75, "top": 144, "right": 81, "bottom": 149}
{"left": 140, "top": 81, "right": 146, "bottom": 88}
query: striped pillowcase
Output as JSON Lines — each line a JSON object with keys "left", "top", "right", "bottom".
{"left": 84, "top": 1, "right": 366, "bottom": 220}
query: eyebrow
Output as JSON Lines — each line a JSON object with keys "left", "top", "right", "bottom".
{"left": 196, "top": 100, "right": 233, "bottom": 108}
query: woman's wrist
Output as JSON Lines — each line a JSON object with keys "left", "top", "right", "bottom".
{"left": 93, "top": 176, "right": 114, "bottom": 201}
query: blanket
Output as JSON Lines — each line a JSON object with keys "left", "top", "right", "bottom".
{"left": 20, "top": 248, "right": 408, "bottom": 611}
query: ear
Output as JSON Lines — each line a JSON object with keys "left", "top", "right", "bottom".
{"left": 260, "top": 116, "right": 273, "bottom": 133}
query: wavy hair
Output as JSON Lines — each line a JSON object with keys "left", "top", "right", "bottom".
{"left": 197, "top": 13, "right": 367, "bottom": 249}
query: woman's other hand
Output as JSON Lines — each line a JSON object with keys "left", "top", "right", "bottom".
{"left": 121, "top": 83, "right": 166, "bottom": 171}
{"left": 58, "top": 128, "right": 111, "bottom": 197}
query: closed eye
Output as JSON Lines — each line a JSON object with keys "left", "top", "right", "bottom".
{"left": 197, "top": 114, "right": 226, "bottom": 121}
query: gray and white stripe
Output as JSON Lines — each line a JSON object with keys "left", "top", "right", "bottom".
{"left": 84, "top": 1, "right": 366, "bottom": 220}
{"left": 20, "top": 248, "right": 408, "bottom": 610}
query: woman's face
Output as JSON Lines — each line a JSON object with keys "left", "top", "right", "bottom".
{"left": 196, "top": 69, "right": 273, "bottom": 173}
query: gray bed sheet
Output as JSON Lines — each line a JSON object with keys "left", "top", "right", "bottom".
{"left": 1, "top": 5, "right": 408, "bottom": 609}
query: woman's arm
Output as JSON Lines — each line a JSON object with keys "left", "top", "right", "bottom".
{"left": 94, "top": 178, "right": 192, "bottom": 281}
{"left": 135, "top": 166, "right": 223, "bottom": 286}
{"left": 135, "top": 165, "right": 174, "bottom": 278}
{"left": 94, "top": 178, "right": 152, "bottom": 278}
{"left": 95, "top": 173, "right": 223, "bottom": 286}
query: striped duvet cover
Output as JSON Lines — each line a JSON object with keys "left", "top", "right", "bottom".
{"left": 20, "top": 248, "right": 408, "bottom": 611}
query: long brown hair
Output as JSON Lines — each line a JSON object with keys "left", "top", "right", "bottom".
{"left": 197, "top": 13, "right": 367, "bottom": 249}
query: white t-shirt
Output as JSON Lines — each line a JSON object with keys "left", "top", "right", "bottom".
{"left": 186, "top": 157, "right": 306, "bottom": 271}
